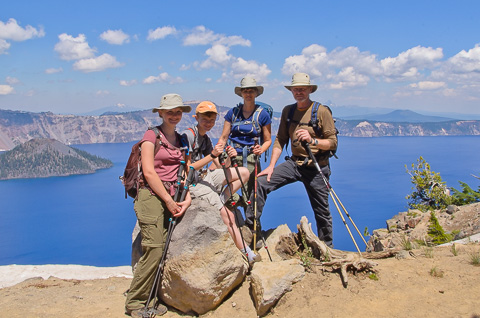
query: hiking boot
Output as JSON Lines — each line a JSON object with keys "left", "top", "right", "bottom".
{"left": 248, "top": 253, "right": 262, "bottom": 268}
{"left": 126, "top": 304, "right": 167, "bottom": 317}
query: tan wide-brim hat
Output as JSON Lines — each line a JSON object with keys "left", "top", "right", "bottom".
{"left": 284, "top": 73, "right": 317, "bottom": 93}
{"left": 234, "top": 77, "right": 264, "bottom": 97}
{"left": 152, "top": 93, "right": 192, "bottom": 113}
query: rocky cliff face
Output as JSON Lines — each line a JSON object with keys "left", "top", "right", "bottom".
{"left": 1, "top": 107, "right": 478, "bottom": 151}
{"left": 335, "top": 119, "right": 480, "bottom": 137}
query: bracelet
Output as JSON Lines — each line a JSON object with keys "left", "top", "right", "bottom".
{"left": 210, "top": 152, "right": 218, "bottom": 159}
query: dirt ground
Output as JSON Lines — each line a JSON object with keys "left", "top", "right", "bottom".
{"left": 1, "top": 244, "right": 479, "bottom": 318}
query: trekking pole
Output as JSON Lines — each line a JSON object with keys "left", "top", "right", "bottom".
{"left": 173, "top": 160, "right": 186, "bottom": 202}
{"left": 252, "top": 138, "right": 259, "bottom": 253}
{"left": 229, "top": 152, "right": 251, "bottom": 206}
{"left": 252, "top": 139, "right": 273, "bottom": 261}
{"left": 301, "top": 141, "right": 366, "bottom": 255}
{"left": 218, "top": 153, "right": 249, "bottom": 258}
{"left": 141, "top": 166, "right": 196, "bottom": 318}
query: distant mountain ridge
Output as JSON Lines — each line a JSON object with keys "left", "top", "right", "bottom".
{"left": 338, "top": 109, "right": 454, "bottom": 123}
{"left": 0, "top": 105, "right": 479, "bottom": 151}
{"left": 0, "top": 138, "right": 113, "bottom": 180}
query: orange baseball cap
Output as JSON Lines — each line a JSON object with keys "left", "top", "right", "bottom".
{"left": 195, "top": 101, "right": 218, "bottom": 114}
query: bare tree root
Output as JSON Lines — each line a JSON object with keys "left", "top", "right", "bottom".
{"left": 298, "top": 216, "right": 379, "bottom": 287}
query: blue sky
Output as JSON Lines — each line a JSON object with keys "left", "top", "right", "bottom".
{"left": 1, "top": 0, "right": 480, "bottom": 116}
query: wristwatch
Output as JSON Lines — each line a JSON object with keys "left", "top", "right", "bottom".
{"left": 210, "top": 152, "right": 218, "bottom": 159}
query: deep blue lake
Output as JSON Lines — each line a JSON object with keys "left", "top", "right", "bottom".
{"left": 1, "top": 136, "right": 478, "bottom": 266}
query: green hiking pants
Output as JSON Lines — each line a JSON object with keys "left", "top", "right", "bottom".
{"left": 125, "top": 188, "right": 170, "bottom": 311}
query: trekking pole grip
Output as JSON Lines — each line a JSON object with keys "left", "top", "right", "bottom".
{"left": 174, "top": 160, "right": 186, "bottom": 201}
{"left": 180, "top": 166, "right": 195, "bottom": 202}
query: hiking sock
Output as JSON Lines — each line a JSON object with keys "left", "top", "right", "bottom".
{"left": 241, "top": 246, "right": 257, "bottom": 262}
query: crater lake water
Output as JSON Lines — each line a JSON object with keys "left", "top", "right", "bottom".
{"left": 1, "top": 136, "right": 478, "bottom": 266}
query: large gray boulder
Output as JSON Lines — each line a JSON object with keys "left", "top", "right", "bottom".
{"left": 159, "top": 198, "right": 248, "bottom": 314}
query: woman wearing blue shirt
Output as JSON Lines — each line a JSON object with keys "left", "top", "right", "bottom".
{"left": 218, "top": 77, "right": 272, "bottom": 244}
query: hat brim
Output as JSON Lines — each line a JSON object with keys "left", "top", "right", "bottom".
{"left": 285, "top": 85, "right": 317, "bottom": 93}
{"left": 235, "top": 86, "right": 264, "bottom": 97}
{"left": 152, "top": 105, "right": 192, "bottom": 113}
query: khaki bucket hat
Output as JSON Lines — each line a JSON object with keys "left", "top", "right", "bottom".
{"left": 152, "top": 93, "right": 192, "bottom": 113}
{"left": 284, "top": 73, "right": 317, "bottom": 93}
{"left": 234, "top": 77, "right": 264, "bottom": 97}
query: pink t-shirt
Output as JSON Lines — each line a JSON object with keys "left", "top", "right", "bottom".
{"left": 140, "top": 129, "right": 183, "bottom": 183}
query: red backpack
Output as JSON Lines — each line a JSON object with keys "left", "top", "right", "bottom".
{"left": 120, "top": 126, "right": 164, "bottom": 199}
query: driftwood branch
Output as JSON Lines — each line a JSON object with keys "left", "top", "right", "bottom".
{"left": 298, "top": 216, "right": 379, "bottom": 287}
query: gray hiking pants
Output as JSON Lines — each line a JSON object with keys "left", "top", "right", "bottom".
{"left": 245, "top": 157, "right": 333, "bottom": 247}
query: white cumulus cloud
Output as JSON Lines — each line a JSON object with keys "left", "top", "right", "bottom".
{"left": 229, "top": 58, "right": 271, "bottom": 82}
{"left": 73, "top": 53, "right": 124, "bottom": 72}
{"left": 0, "top": 39, "right": 11, "bottom": 54}
{"left": 0, "top": 18, "right": 44, "bottom": 54}
{"left": 186, "top": 26, "right": 263, "bottom": 81}
{"left": 147, "top": 26, "right": 177, "bottom": 41}
{"left": 381, "top": 46, "right": 443, "bottom": 80}
{"left": 100, "top": 29, "right": 130, "bottom": 45}
{"left": 54, "top": 33, "right": 96, "bottom": 61}
{"left": 282, "top": 44, "right": 446, "bottom": 89}
{"left": 445, "top": 44, "right": 480, "bottom": 73}
{"left": 45, "top": 67, "right": 63, "bottom": 74}
{"left": 0, "top": 84, "right": 14, "bottom": 95}
{"left": 183, "top": 26, "right": 218, "bottom": 46}
{"left": 5, "top": 76, "right": 20, "bottom": 85}
{"left": 120, "top": 79, "right": 137, "bottom": 86}
{"left": 142, "top": 72, "right": 183, "bottom": 84}
{"left": 0, "top": 18, "right": 45, "bottom": 41}
{"left": 409, "top": 81, "right": 446, "bottom": 90}
{"left": 282, "top": 44, "right": 378, "bottom": 89}
{"left": 96, "top": 90, "right": 110, "bottom": 96}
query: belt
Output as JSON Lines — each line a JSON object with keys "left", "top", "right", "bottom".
{"left": 290, "top": 154, "right": 328, "bottom": 167}
{"left": 141, "top": 181, "right": 177, "bottom": 197}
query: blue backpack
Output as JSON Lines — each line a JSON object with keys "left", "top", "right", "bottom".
{"left": 231, "top": 102, "right": 273, "bottom": 136}
{"left": 230, "top": 102, "right": 273, "bottom": 161}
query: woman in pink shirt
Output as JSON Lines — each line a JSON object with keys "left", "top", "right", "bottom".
{"left": 125, "top": 93, "right": 192, "bottom": 317}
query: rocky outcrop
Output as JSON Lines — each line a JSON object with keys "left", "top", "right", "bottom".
{"left": 130, "top": 199, "right": 309, "bottom": 316}
{"left": 367, "top": 202, "right": 480, "bottom": 251}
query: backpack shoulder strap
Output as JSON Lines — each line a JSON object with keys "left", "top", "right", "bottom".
{"left": 310, "top": 102, "right": 320, "bottom": 133}
{"left": 231, "top": 104, "right": 243, "bottom": 123}
{"left": 311, "top": 102, "right": 320, "bottom": 119}
{"left": 187, "top": 127, "right": 196, "bottom": 149}
{"left": 149, "top": 126, "right": 163, "bottom": 156}
{"left": 286, "top": 103, "right": 297, "bottom": 131}
{"left": 252, "top": 105, "right": 263, "bottom": 133}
